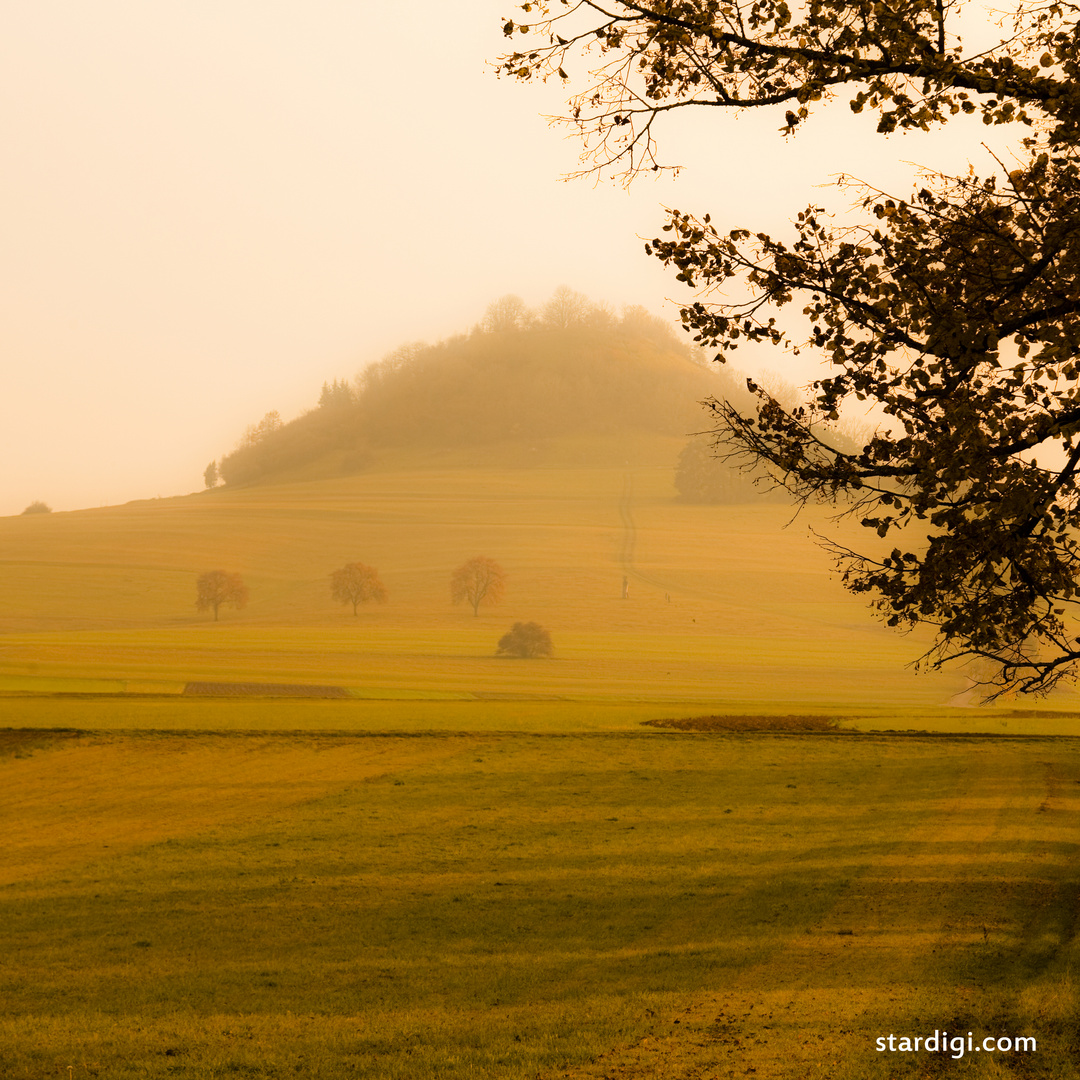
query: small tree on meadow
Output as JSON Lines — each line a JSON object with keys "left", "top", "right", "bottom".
{"left": 195, "top": 570, "right": 248, "bottom": 621}
{"left": 21, "top": 501, "right": 52, "bottom": 515}
{"left": 330, "top": 562, "right": 388, "bottom": 615}
{"left": 497, "top": 622, "right": 553, "bottom": 658}
{"left": 203, "top": 461, "right": 219, "bottom": 489}
{"left": 451, "top": 556, "right": 506, "bottom": 616}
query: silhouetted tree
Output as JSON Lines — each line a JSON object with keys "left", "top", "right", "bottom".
{"left": 195, "top": 570, "right": 248, "bottom": 621}
{"left": 21, "top": 501, "right": 52, "bottom": 515}
{"left": 482, "top": 294, "right": 531, "bottom": 333}
{"left": 240, "top": 411, "right": 283, "bottom": 448}
{"left": 539, "top": 285, "right": 591, "bottom": 329}
{"left": 319, "top": 379, "right": 355, "bottom": 408}
{"left": 497, "top": 621, "right": 553, "bottom": 658}
{"left": 330, "top": 562, "right": 388, "bottom": 615}
{"left": 499, "top": 3, "right": 1080, "bottom": 696}
{"left": 675, "top": 438, "right": 788, "bottom": 505}
{"left": 451, "top": 556, "right": 506, "bottom": 616}
{"left": 203, "top": 461, "right": 219, "bottom": 489}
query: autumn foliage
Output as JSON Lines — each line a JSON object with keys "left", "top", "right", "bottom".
{"left": 195, "top": 570, "right": 248, "bottom": 621}
{"left": 451, "top": 556, "right": 506, "bottom": 617}
{"left": 330, "top": 562, "right": 388, "bottom": 615}
{"left": 500, "top": 2, "right": 1080, "bottom": 695}
{"left": 497, "top": 622, "right": 554, "bottom": 659}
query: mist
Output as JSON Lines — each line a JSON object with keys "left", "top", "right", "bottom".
{"left": 1, "top": 1, "right": 1026, "bottom": 516}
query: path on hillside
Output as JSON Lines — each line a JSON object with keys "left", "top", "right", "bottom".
{"left": 619, "top": 471, "right": 673, "bottom": 595}
{"left": 617, "top": 470, "right": 704, "bottom": 600}
{"left": 618, "top": 472, "right": 637, "bottom": 571}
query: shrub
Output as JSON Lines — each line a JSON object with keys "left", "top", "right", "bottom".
{"left": 497, "top": 622, "right": 553, "bottom": 658}
{"left": 21, "top": 501, "right": 52, "bottom": 515}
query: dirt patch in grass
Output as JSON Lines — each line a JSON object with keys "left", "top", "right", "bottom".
{"left": 643, "top": 714, "right": 849, "bottom": 732}
{"left": 183, "top": 681, "right": 350, "bottom": 698}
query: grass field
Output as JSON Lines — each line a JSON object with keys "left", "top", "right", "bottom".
{"left": 2, "top": 728, "right": 1079, "bottom": 1079}
{"left": 4, "top": 456, "right": 1080, "bottom": 1078}
{"left": 3, "top": 457, "right": 1079, "bottom": 723}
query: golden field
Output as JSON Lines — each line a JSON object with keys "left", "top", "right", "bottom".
{"left": 3, "top": 452, "right": 1080, "bottom": 1078}
{"left": 4, "top": 451, "right": 1076, "bottom": 729}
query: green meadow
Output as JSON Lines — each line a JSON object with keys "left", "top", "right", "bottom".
{"left": 3, "top": 457, "right": 1080, "bottom": 1077}
{"left": 3, "top": 729, "right": 1080, "bottom": 1079}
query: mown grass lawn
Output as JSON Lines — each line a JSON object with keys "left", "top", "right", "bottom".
{"left": 2, "top": 728, "right": 1079, "bottom": 1078}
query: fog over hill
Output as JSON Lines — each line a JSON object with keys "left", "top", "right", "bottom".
{"left": 212, "top": 291, "right": 758, "bottom": 487}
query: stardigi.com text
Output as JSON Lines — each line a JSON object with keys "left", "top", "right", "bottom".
{"left": 876, "top": 1030, "right": 1036, "bottom": 1060}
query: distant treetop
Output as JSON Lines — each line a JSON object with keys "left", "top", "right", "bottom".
{"left": 21, "top": 501, "right": 52, "bottom": 515}
{"left": 212, "top": 287, "right": 753, "bottom": 487}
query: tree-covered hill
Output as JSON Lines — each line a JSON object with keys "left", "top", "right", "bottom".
{"left": 213, "top": 291, "right": 757, "bottom": 487}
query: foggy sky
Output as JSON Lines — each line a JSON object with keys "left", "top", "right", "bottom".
{"left": 1, "top": 2, "right": 1022, "bottom": 515}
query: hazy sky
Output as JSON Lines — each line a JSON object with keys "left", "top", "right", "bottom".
{"left": 1, "top": 2, "right": 1022, "bottom": 515}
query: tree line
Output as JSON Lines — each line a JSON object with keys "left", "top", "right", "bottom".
{"left": 196, "top": 555, "right": 509, "bottom": 621}
{"left": 195, "top": 556, "right": 551, "bottom": 656}
{"left": 203, "top": 288, "right": 757, "bottom": 489}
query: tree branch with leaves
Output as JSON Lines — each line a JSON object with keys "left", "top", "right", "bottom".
{"left": 500, "top": 1, "right": 1080, "bottom": 695}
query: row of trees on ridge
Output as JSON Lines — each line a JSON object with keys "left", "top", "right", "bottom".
{"left": 196, "top": 557, "right": 509, "bottom": 621}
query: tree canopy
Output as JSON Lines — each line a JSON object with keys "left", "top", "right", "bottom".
{"left": 215, "top": 290, "right": 752, "bottom": 485}
{"left": 330, "top": 562, "right": 389, "bottom": 615}
{"left": 451, "top": 556, "right": 507, "bottom": 616}
{"left": 497, "top": 621, "right": 554, "bottom": 658}
{"left": 195, "top": 570, "right": 248, "bottom": 622}
{"left": 500, "top": 1, "right": 1080, "bottom": 696}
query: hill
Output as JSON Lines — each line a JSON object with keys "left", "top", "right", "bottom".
{"left": 8, "top": 456, "right": 1077, "bottom": 729}
{"left": 213, "top": 297, "right": 757, "bottom": 486}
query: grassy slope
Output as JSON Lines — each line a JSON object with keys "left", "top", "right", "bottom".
{"left": 6, "top": 445, "right": 1077, "bottom": 729}
{"left": 2, "top": 730, "right": 1079, "bottom": 1079}
{"left": 4, "top": 450, "right": 1080, "bottom": 1078}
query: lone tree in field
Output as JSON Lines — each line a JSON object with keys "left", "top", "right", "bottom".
{"left": 451, "top": 556, "right": 506, "bottom": 616}
{"left": 195, "top": 570, "right": 248, "bottom": 621}
{"left": 330, "top": 562, "right": 388, "bottom": 615}
{"left": 499, "top": 3, "right": 1080, "bottom": 696}
{"left": 20, "top": 501, "right": 52, "bottom": 515}
{"left": 497, "top": 621, "right": 553, "bottom": 658}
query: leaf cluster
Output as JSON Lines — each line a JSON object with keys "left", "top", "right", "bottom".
{"left": 500, "top": 2, "right": 1080, "bottom": 695}
{"left": 499, "top": 1, "right": 1080, "bottom": 181}
{"left": 330, "top": 562, "right": 389, "bottom": 615}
